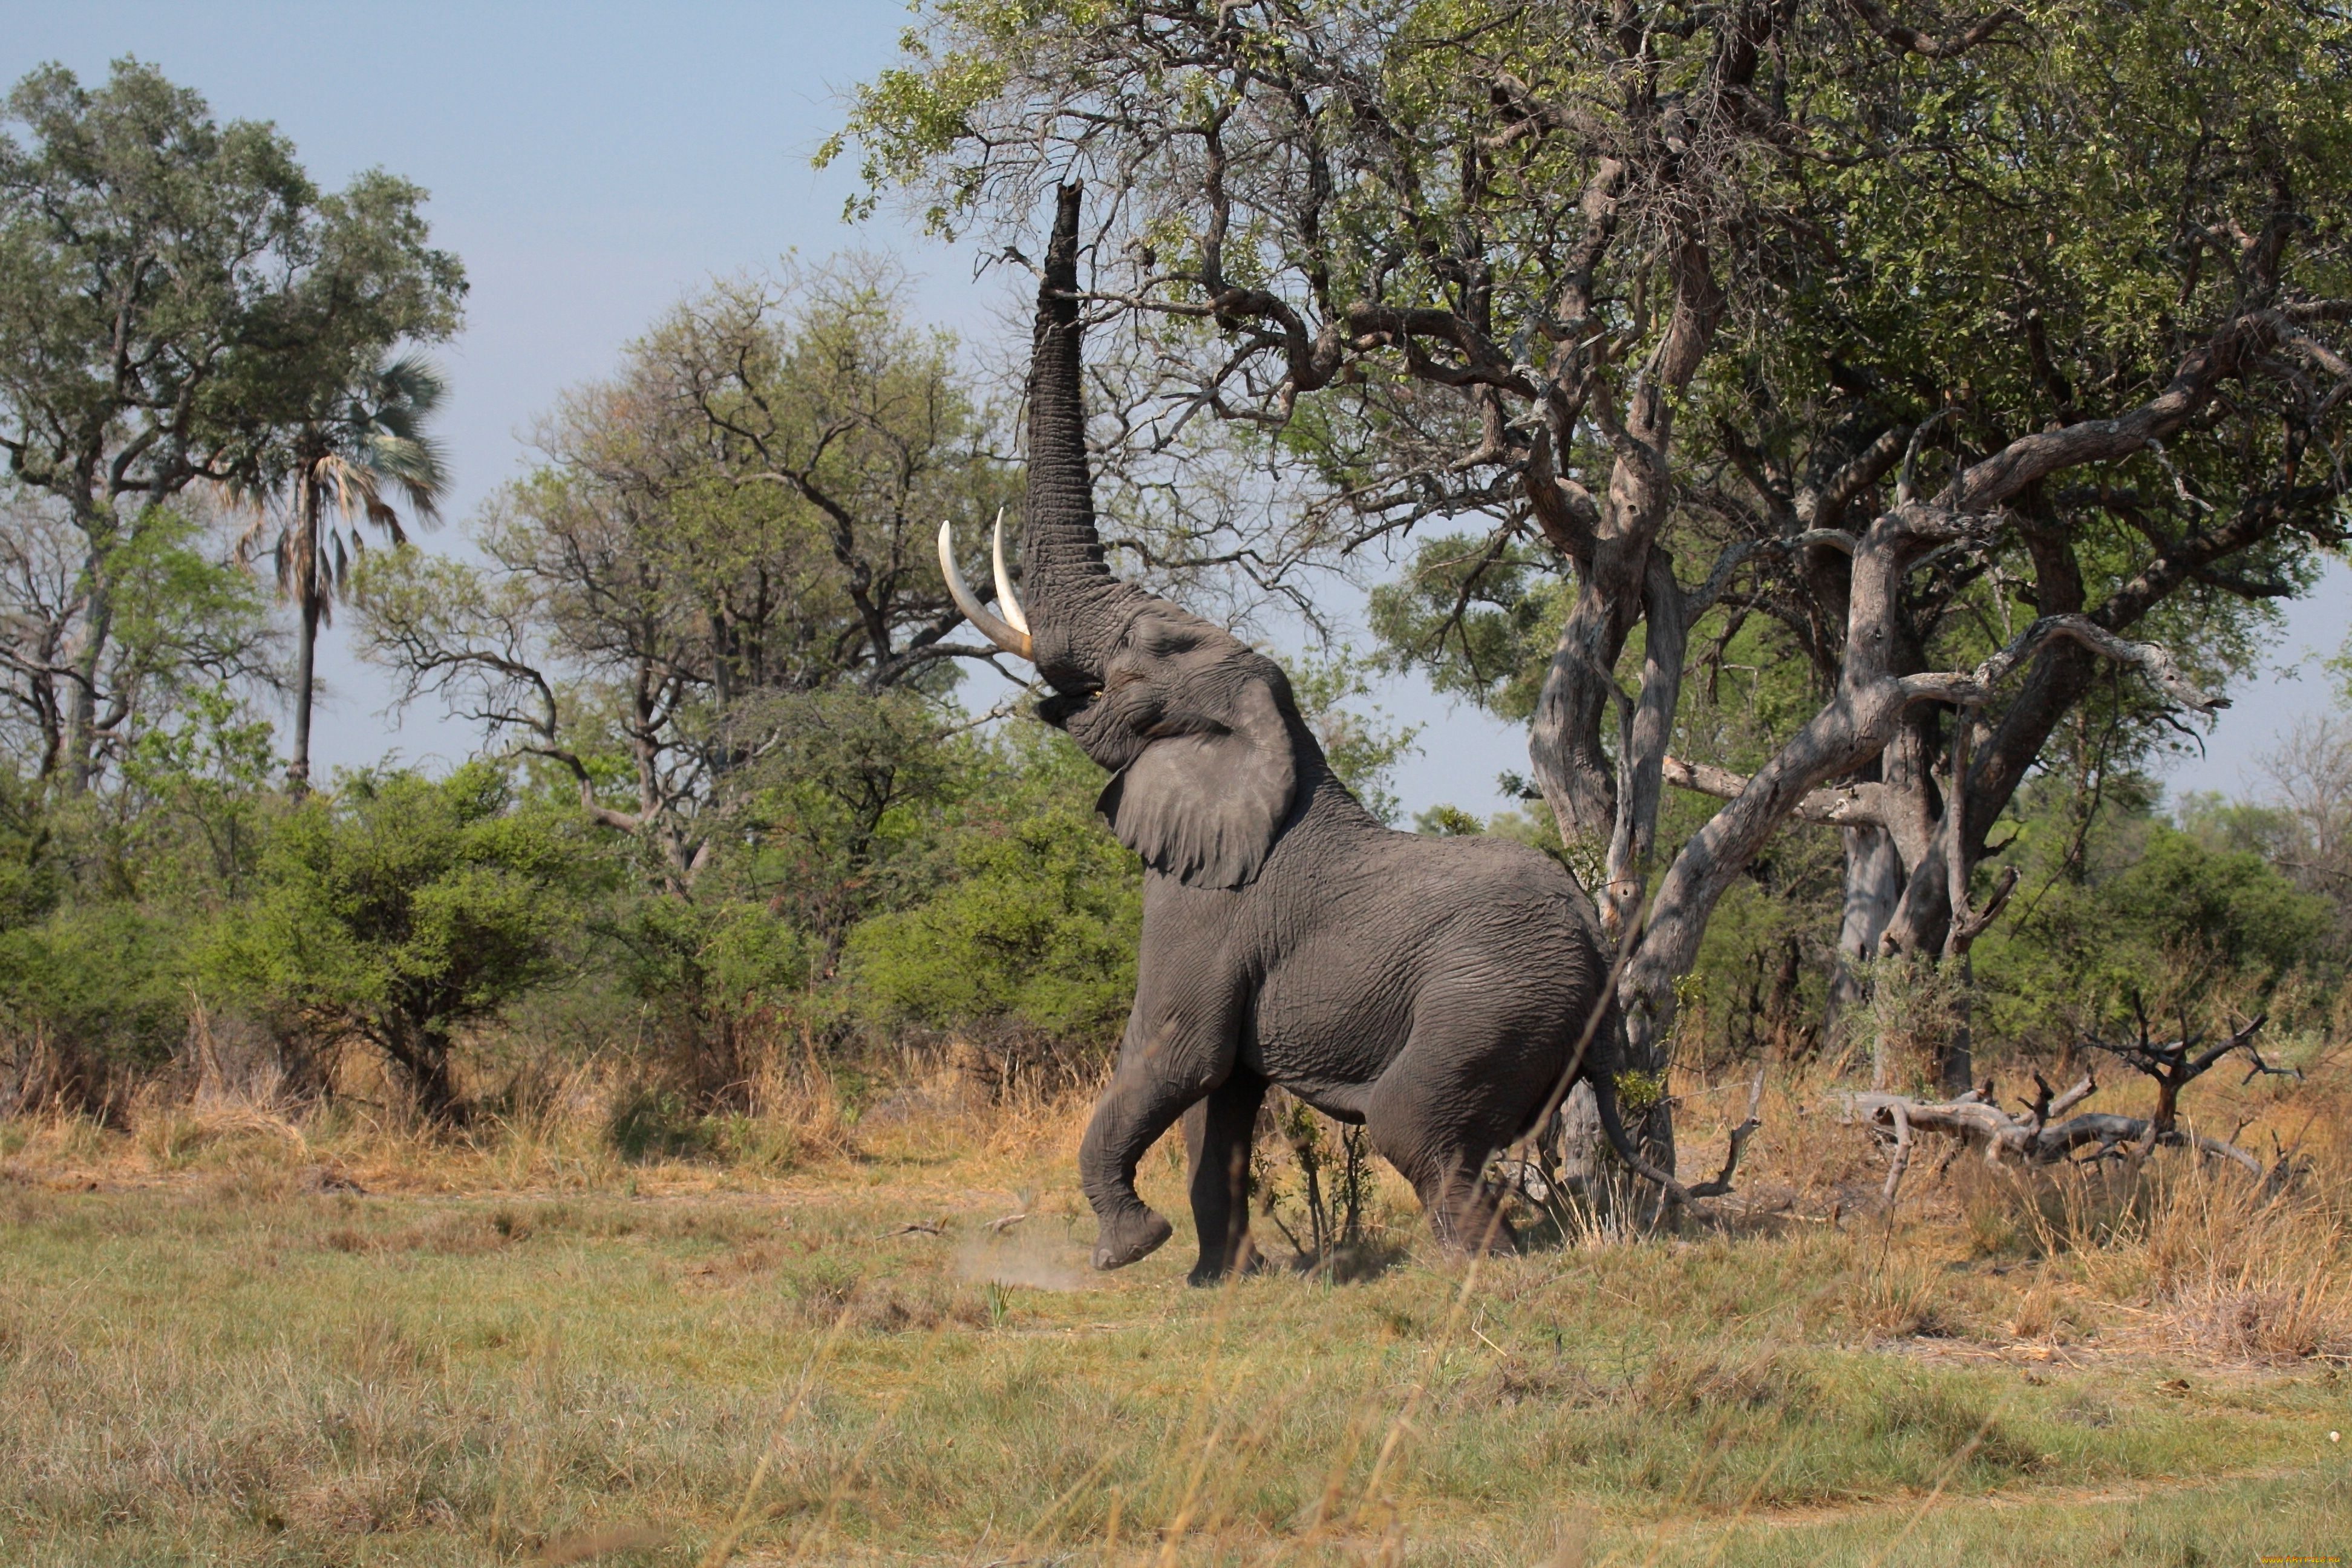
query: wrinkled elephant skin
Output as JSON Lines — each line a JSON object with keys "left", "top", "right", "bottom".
{"left": 953, "top": 185, "right": 1633, "bottom": 1282}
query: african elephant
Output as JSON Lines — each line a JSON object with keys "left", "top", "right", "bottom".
{"left": 941, "top": 185, "right": 1675, "bottom": 1281}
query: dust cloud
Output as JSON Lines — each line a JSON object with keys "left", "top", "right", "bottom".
{"left": 954, "top": 1222, "right": 1088, "bottom": 1291}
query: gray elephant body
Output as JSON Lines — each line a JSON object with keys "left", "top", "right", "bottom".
{"left": 1206, "top": 815, "right": 1596, "bottom": 1129}
{"left": 964, "top": 186, "right": 1640, "bottom": 1280}
{"left": 1042, "top": 604, "right": 1622, "bottom": 1276}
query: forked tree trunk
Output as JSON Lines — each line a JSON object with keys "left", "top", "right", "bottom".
{"left": 1526, "top": 241, "right": 1725, "bottom": 1184}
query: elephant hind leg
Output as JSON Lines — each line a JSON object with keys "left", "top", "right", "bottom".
{"left": 1364, "top": 1003, "right": 1553, "bottom": 1257}
{"left": 1181, "top": 1067, "right": 1267, "bottom": 1285}
{"left": 1374, "top": 1131, "right": 1515, "bottom": 1256}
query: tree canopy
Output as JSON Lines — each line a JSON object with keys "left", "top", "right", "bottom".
{"left": 356, "top": 258, "right": 1019, "bottom": 885}
{"left": 834, "top": 0, "right": 2352, "bottom": 1108}
{"left": 0, "top": 58, "right": 463, "bottom": 791}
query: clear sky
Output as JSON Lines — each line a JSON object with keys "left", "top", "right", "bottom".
{"left": 13, "top": 3, "right": 2346, "bottom": 817}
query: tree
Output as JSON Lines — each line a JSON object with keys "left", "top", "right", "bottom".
{"left": 2247, "top": 711, "right": 2352, "bottom": 949}
{"left": 837, "top": 1, "right": 2352, "bottom": 1158}
{"left": 236, "top": 351, "right": 449, "bottom": 794}
{"left": 204, "top": 764, "right": 593, "bottom": 1117}
{"left": 0, "top": 486, "right": 276, "bottom": 790}
{"left": 844, "top": 726, "right": 1142, "bottom": 1052}
{"left": 356, "top": 258, "right": 1017, "bottom": 884}
{"left": 0, "top": 59, "right": 463, "bottom": 792}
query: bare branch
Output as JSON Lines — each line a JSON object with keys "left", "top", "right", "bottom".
{"left": 1661, "top": 755, "right": 1892, "bottom": 829}
{"left": 1844, "top": 0, "right": 2021, "bottom": 58}
{"left": 1687, "top": 1068, "right": 1766, "bottom": 1201}
{"left": 1902, "top": 614, "right": 2225, "bottom": 715}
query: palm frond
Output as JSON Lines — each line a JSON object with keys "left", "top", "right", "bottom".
{"left": 230, "top": 351, "right": 453, "bottom": 612}
{"left": 361, "top": 429, "right": 449, "bottom": 526}
{"left": 371, "top": 350, "right": 449, "bottom": 417}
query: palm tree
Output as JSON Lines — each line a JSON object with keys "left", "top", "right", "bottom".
{"left": 240, "top": 353, "right": 449, "bottom": 794}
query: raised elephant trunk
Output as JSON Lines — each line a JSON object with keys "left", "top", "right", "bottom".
{"left": 935, "top": 183, "right": 1147, "bottom": 688}
{"left": 1016, "top": 183, "right": 1151, "bottom": 693}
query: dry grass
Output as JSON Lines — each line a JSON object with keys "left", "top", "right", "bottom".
{"left": 1, "top": 1030, "right": 2347, "bottom": 1566}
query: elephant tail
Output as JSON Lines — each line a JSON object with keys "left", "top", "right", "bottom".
{"left": 1590, "top": 1070, "right": 1699, "bottom": 1208}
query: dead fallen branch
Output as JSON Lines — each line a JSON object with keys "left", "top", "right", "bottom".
{"left": 1848, "top": 1013, "right": 2296, "bottom": 1205}
{"left": 1849, "top": 1067, "right": 2272, "bottom": 1206}
{"left": 1685, "top": 1068, "right": 1766, "bottom": 1200}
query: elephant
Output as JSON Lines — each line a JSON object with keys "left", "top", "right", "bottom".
{"left": 939, "top": 184, "right": 1682, "bottom": 1282}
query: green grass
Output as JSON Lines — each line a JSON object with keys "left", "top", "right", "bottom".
{"left": 2, "top": 1127, "right": 2346, "bottom": 1566}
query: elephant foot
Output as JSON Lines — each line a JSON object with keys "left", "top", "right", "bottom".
{"left": 1431, "top": 1201, "right": 1518, "bottom": 1257}
{"left": 1186, "top": 1239, "right": 1260, "bottom": 1288}
{"left": 1091, "top": 1207, "right": 1173, "bottom": 1271}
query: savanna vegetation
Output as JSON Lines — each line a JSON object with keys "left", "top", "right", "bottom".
{"left": 4, "top": 17, "right": 2351, "bottom": 1566}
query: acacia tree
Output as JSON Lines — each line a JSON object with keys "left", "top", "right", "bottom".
{"left": 0, "top": 60, "right": 463, "bottom": 792}
{"left": 356, "top": 258, "right": 1021, "bottom": 891}
{"left": 837, "top": 0, "right": 2352, "bottom": 1154}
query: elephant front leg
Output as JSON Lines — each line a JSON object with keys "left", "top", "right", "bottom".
{"left": 1181, "top": 1068, "right": 1267, "bottom": 1285}
{"left": 1078, "top": 1014, "right": 1238, "bottom": 1272}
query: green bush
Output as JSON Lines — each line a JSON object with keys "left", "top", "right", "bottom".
{"left": 0, "top": 765, "right": 59, "bottom": 932}
{"left": 0, "top": 901, "right": 191, "bottom": 1087}
{"left": 1976, "top": 813, "right": 2334, "bottom": 1051}
{"left": 592, "top": 883, "right": 812, "bottom": 1099}
{"left": 202, "top": 764, "right": 597, "bottom": 1115}
{"left": 844, "top": 731, "right": 1138, "bottom": 1054}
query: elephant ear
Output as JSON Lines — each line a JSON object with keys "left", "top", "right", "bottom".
{"left": 1097, "top": 676, "right": 1297, "bottom": 889}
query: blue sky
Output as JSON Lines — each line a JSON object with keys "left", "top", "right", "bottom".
{"left": 13, "top": 3, "right": 2347, "bottom": 813}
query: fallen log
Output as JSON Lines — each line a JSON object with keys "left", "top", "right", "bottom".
{"left": 1846, "top": 1012, "right": 2293, "bottom": 1205}
{"left": 1847, "top": 1063, "right": 2269, "bottom": 1206}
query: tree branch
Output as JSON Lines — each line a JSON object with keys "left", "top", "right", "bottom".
{"left": 1661, "top": 755, "right": 1893, "bottom": 829}
{"left": 1844, "top": 0, "right": 2020, "bottom": 58}
{"left": 1901, "top": 613, "right": 2226, "bottom": 715}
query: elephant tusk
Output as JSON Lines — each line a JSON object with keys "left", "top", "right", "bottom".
{"left": 990, "top": 507, "right": 1029, "bottom": 635}
{"left": 938, "top": 520, "right": 1033, "bottom": 659}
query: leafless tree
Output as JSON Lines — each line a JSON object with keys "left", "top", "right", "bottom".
{"left": 2258, "top": 713, "right": 2352, "bottom": 938}
{"left": 357, "top": 260, "right": 1019, "bottom": 886}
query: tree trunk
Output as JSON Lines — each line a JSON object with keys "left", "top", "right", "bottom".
{"left": 1527, "top": 560, "right": 1639, "bottom": 853}
{"left": 408, "top": 1036, "right": 460, "bottom": 1122}
{"left": 288, "top": 474, "right": 322, "bottom": 797}
{"left": 289, "top": 586, "right": 319, "bottom": 798}
{"left": 382, "top": 1018, "right": 461, "bottom": 1122}
{"left": 63, "top": 512, "right": 116, "bottom": 795}
{"left": 1530, "top": 238, "right": 1725, "bottom": 1186}
{"left": 1827, "top": 823, "right": 1900, "bottom": 1031}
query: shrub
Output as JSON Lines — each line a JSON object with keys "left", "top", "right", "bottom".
{"left": 202, "top": 765, "right": 596, "bottom": 1116}
{"left": 0, "top": 901, "right": 189, "bottom": 1111}
{"left": 844, "top": 733, "right": 1138, "bottom": 1059}
{"left": 1977, "top": 817, "right": 2334, "bottom": 1051}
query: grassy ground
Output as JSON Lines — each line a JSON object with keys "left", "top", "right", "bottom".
{"left": 2, "top": 1048, "right": 2348, "bottom": 1566}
